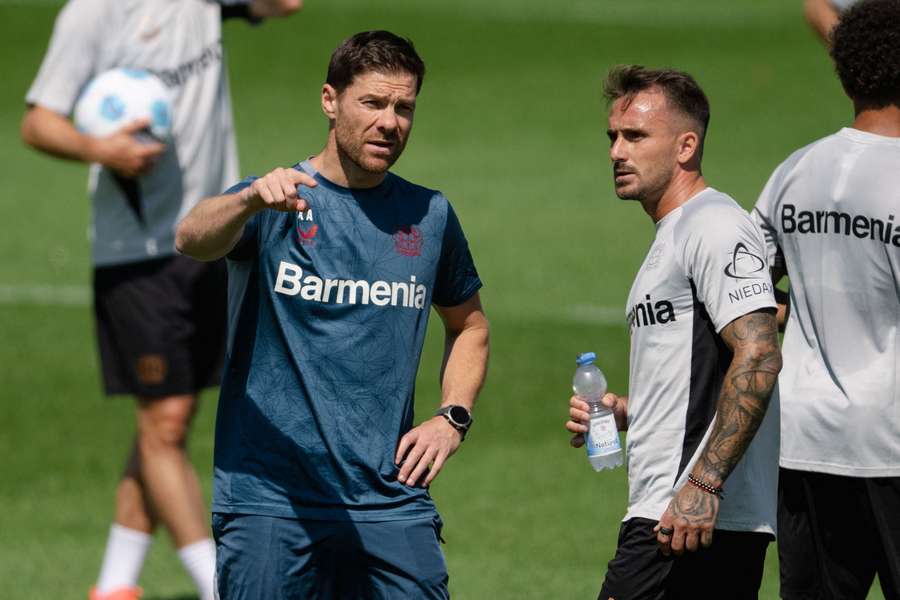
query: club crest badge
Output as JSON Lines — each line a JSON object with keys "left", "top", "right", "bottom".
{"left": 393, "top": 225, "right": 423, "bottom": 257}
{"left": 645, "top": 244, "right": 664, "bottom": 270}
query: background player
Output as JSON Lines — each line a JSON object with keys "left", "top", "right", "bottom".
{"left": 176, "top": 30, "right": 490, "bottom": 598}
{"left": 753, "top": 1, "right": 900, "bottom": 597}
{"left": 20, "top": 1, "right": 302, "bottom": 599}
{"left": 565, "top": 66, "right": 783, "bottom": 599}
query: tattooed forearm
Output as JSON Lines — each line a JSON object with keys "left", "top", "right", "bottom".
{"left": 693, "top": 309, "right": 782, "bottom": 486}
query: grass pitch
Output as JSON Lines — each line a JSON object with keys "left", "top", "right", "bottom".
{"left": 0, "top": 1, "right": 884, "bottom": 598}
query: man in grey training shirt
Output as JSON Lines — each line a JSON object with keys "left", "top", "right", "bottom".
{"left": 565, "top": 66, "right": 782, "bottom": 599}
{"left": 753, "top": 1, "right": 900, "bottom": 597}
{"left": 21, "top": 1, "right": 302, "bottom": 598}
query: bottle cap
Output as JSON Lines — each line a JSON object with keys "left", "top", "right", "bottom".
{"left": 576, "top": 352, "right": 596, "bottom": 366}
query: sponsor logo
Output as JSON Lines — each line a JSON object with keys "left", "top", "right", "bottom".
{"left": 150, "top": 40, "right": 223, "bottom": 89}
{"left": 296, "top": 209, "right": 317, "bottom": 245}
{"left": 724, "top": 242, "right": 766, "bottom": 280}
{"left": 393, "top": 225, "right": 423, "bottom": 257}
{"left": 728, "top": 281, "right": 772, "bottom": 304}
{"left": 781, "top": 204, "right": 900, "bottom": 248}
{"left": 627, "top": 294, "right": 676, "bottom": 329}
{"left": 273, "top": 260, "right": 427, "bottom": 309}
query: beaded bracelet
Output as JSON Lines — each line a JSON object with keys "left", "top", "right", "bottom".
{"left": 688, "top": 474, "right": 724, "bottom": 499}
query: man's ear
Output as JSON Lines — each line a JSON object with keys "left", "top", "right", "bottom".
{"left": 321, "top": 83, "right": 338, "bottom": 120}
{"left": 676, "top": 130, "right": 701, "bottom": 166}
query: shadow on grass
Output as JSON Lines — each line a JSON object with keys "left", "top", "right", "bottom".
{"left": 144, "top": 595, "right": 198, "bottom": 600}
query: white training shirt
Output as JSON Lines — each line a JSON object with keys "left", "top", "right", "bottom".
{"left": 753, "top": 128, "right": 900, "bottom": 477}
{"left": 624, "top": 188, "right": 778, "bottom": 534}
{"left": 26, "top": 0, "right": 240, "bottom": 267}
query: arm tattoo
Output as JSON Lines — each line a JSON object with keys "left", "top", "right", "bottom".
{"left": 694, "top": 309, "right": 782, "bottom": 486}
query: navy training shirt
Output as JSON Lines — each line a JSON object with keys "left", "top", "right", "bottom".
{"left": 213, "top": 161, "right": 482, "bottom": 521}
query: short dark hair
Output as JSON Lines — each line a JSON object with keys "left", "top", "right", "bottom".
{"left": 830, "top": 0, "right": 900, "bottom": 109}
{"left": 603, "top": 65, "right": 711, "bottom": 141}
{"left": 326, "top": 30, "right": 425, "bottom": 94}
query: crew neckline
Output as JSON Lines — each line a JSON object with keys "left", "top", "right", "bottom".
{"left": 298, "top": 160, "right": 394, "bottom": 197}
{"left": 838, "top": 127, "right": 900, "bottom": 145}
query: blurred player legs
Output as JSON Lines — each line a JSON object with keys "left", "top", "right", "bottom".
{"left": 21, "top": 1, "right": 303, "bottom": 596}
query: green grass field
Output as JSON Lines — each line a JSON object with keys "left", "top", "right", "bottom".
{"left": 0, "top": 0, "right": 886, "bottom": 598}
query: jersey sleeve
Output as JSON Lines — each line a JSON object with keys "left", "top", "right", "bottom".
{"left": 433, "top": 202, "right": 483, "bottom": 307}
{"left": 225, "top": 177, "right": 261, "bottom": 261}
{"left": 752, "top": 168, "right": 786, "bottom": 274}
{"left": 680, "top": 205, "right": 776, "bottom": 333}
{"left": 25, "top": 0, "right": 108, "bottom": 116}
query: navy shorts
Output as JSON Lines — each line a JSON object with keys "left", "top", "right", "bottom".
{"left": 212, "top": 513, "right": 449, "bottom": 600}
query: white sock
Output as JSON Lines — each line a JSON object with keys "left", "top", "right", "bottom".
{"left": 96, "top": 524, "right": 153, "bottom": 592}
{"left": 177, "top": 538, "right": 217, "bottom": 600}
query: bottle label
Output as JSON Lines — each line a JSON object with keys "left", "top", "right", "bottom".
{"left": 587, "top": 415, "right": 621, "bottom": 457}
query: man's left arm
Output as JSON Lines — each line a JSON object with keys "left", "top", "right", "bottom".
{"left": 656, "top": 308, "right": 782, "bottom": 555}
{"left": 395, "top": 293, "right": 489, "bottom": 487}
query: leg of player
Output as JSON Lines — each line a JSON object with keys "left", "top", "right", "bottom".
{"left": 115, "top": 441, "right": 157, "bottom": 532}
{"left": 92, "top": 442, "right": 156, "bottom": 599}
{"left": 136, "top": 394, "right": 216, "bottom": 600}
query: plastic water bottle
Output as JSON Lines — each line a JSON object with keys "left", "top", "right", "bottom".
{"left": 573, "top": 352, "right": 623, "bottom": 471}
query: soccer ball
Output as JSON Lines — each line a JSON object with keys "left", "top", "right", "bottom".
{"left": 73, "top": 67, "right": 173, "bottom": 141}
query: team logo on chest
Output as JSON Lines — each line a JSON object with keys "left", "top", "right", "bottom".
{"left": 645, "top": 244, "right": 665, "bottom": 270}
{"left": 393, "top": 225, "right": 423, "bottom": 257}
{"left": 296, "top": 209, "right": 317, "bottom": 246}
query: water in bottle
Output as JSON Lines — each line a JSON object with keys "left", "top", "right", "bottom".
{"left": 573, "top": 352, "right": 623, "bottom": 471}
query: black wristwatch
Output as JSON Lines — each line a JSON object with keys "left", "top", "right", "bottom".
{"left": 435, "top": 405, "right": 473, "bottom": 440}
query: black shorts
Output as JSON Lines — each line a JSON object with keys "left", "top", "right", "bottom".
{"left": 598, "top": 517, "right": 770, "bottom": 600}
{"left": 778, "top": 467, "right": 900, "bottom": 600}
{"left": 93, "top": 254, "right": 227, "bottom": 398}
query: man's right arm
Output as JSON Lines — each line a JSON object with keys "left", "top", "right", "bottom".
{"left": 21, "top": 105, "right": 165, "bottom": 178}
{"left": 175, "top": 167, "right": 316, "bottom": 261}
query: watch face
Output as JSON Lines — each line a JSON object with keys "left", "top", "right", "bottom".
{"left": 448, "top": 405, "right": 471, "bottom": 427}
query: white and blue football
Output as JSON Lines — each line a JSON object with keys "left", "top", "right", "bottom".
{"left": 73, "top": 67, "right": 173, "bottom": 141}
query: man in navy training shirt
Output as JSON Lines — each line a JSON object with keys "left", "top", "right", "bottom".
{"left": 176, "top": 30, "right": 489, "bottom": 599}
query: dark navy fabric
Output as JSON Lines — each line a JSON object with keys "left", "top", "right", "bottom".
{"left": 212, "top": 513, "right": 449, "bottom": 600}
{"left": 213, "top": 161, "right": 481, "bottom": 521}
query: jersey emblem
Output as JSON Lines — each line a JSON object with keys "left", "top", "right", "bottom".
{"left": 296, "top": 210, "right": 317, "bottom": 246}
{"left": 645, "top": 245, "right": 664, "bottom": 270}
{"left": 723, "top": 242, "right": 766, "bottom": 280}
{"left": 393, "top": 225, "right": 423, "bottom": 257}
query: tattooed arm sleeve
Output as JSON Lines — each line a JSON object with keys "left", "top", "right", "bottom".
{"left": 691, "top": 308, "right": 782, "bottom": 487}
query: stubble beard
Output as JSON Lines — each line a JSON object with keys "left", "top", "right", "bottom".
{"left": 615, "top": 165, "right": 673, "bottom": 204}
{"left": 334, "top": 122, "right": 403, "bottom": 176}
